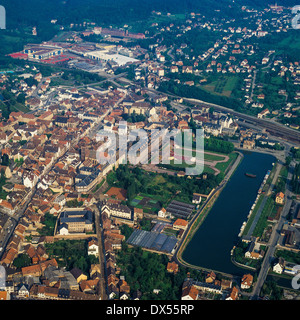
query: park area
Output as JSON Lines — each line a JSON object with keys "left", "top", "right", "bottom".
{"left": 106, "top": 165, "right": 222, "bottom": 209}
{"left": 157, "top": 150, "right": 238, "bottom": 176}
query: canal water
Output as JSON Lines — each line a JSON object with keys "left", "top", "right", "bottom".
{"left": 182, "top": 151, "right": 276, "bottom": 277}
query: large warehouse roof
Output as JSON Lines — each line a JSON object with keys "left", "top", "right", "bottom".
{"left": 126, "top": 229, "right": 177, "bottom": 254}
{"left": 166, "top": 200, "right": 195, "bottom": 219}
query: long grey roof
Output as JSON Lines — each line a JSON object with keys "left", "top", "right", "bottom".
{"left": 127, "top": 229, "right": 177, "bottom": 254}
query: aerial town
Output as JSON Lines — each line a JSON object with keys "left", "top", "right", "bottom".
{"left": 0, "top": 1, "right": 299, "bottom": 302}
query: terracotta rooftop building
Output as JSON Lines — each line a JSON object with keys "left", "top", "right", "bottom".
{"left": 167, "top": 261, "right": 179, "bottom": 274}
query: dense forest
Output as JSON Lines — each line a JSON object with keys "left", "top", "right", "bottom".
{"left": 2, "top": 0, "right": 298, "bottom": 33}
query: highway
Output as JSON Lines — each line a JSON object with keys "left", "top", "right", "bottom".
{"left": 57, "top": 72, "right": 127, "bottom": 90}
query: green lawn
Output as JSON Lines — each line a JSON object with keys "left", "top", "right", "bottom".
{"left": 278, "top": 34, "right": 300, "bottom": 50}
{"left": 242, "top": 195, "right": 264, "bottom": 236}
{"left": 279, "top": 166, "right": 289, "bottom": 180}
{"left": 204, "top": 153, "right": 226, "bottom": 162}
{"left": 159, "top": 151, "right": 237, "bottom": 176}
{"left": 253, "top": 197, "right": 275, "bottom": 238}
{"left": 215, "top": 152, "right": 238, "bottom": 175}
{"left": 202, "top": 76, "right": 239, "bottom": 97}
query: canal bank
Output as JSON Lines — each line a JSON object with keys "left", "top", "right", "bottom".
{"left": 175, "top": 151, "right": 243, "bottom": 278}
{"left": 181, "top": 151, "right": 276, "bottom": 277}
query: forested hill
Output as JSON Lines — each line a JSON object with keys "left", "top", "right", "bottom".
{"left": 2, "top": 0, "right": 299, "bottom": 31}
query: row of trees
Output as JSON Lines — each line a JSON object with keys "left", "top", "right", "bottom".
{"left": 0, "top": 168, "right": 7, "bottom": 200}
{"left": 291, "top": 162, "right": 300, "bottom": 194}
{"left": 290, "top": 147, "right": 300, "bottom": 160}
{"left": 204, "top": 138, "right": 234, "bottom": 154}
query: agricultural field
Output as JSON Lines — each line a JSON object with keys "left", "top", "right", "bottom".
{"left": 130, "top": 194, "right": 161, "bottom": 214}
{"left": 201, "top": 75, "right": 240, "bottom": 97}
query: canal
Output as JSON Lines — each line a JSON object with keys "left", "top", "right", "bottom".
{"left": 182, "top": 151, "right": 276, "bottom": 277}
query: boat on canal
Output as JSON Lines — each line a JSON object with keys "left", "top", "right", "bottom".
{"left": 245, "top": 172, "right": 256, "bottom": 178}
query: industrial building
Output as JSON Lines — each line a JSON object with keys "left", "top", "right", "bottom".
{"left": 85, "top": 50, "right": 139, "bottom": 66}
{"left": 166, "top": 200, "right": 195, "bottom": 219}
{"left": 126, "top": 229, "right": 177, "bottom": 255}
{"left": 24, "top": 44, "right": 64, "bottom": 60}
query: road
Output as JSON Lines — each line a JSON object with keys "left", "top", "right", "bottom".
{"left": 249, "top": 69, "right": 257, "bottom": 102}
{"left": 140, "top": 163, "right": 177, "bottom": 176}
{"left": 166, "top": 47, "right": 175, "bottom": 60}
{"left": 0, "top": 102, "right": 109, "bottom": 253}
{"left": 184, "top": 98, "right": 300, "bottom": 146}
{"left": 250, "top": 161, "right": 295, "bottom": 299}
{"left": 28, "top": 71, "right": 127, "bottom": 115}
{"left": 93, "top": 204, "right": 107, "bottom": 300}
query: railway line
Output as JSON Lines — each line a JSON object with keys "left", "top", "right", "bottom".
{"left": 122, "top": 79, "right": 300, "bottom": 145}
{"left": 147, "top": 88, "right": 300, "bottom": 145}
{"left": 184, "top": 98, "right": 300, "bottom": 145}
{"left": 146, "top": 87, "right": 300, "bottom": 145}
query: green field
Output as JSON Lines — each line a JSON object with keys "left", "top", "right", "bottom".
{"left": 159, "top": 151, "right": 237, "bottom": 176}
{"left": 253, "top": 197, "right": 275, "bottom": 238}
{"left": 215, "top": 152, "right": 238, "bottom": 175}
{"left": 278, "top": 34, "right": 300, "bottom": 50}
{"left": 204, "top": 153, "right": 226, "bottom": 162}
{"left": 130, "top": 193, "right": 161, "bottom": 214}
{"left": 201, "top": 76, "right": 239, "bottom": 97}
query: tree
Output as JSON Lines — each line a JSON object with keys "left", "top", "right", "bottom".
{"left": 120, "top": 224, "right": 134, "bottom": 240}
{"left": 13, "top": 253, "right": 31, "bottom": 269}
{"left": 16, "top": 93, "right": 26, "bottom": 104}
{"left": 285, "top": 156, "right": 292, "bottom": 166}
{"left": 1, "top": 154, "right": 9, "bottom": 166}
{"left": 73, "top": 256, "right": 88, "bottom": 273}
{"left": 0, "top": 168, "right": 6, "bottom": 185}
